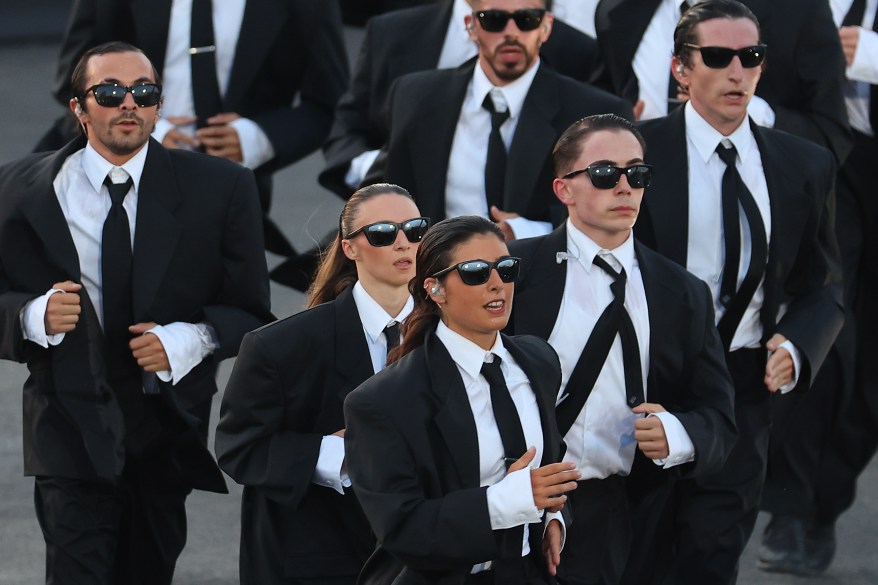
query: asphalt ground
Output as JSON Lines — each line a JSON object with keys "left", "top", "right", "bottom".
{"left": 0, "top": 28, "right": 875, "bottom": 585}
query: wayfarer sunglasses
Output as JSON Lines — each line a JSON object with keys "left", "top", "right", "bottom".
{"left": 562, "top": 164, "right": 654, "bottom": 189}
{"left": 79, "top": 83, "right": 163, "bottom": 108}
{"left": 473, "top": 9, "right": 547, "bottom": 32}
{"left": 432, "top": 256, "right": 521, "bottom": 285}
{"left": 683, "top": 44, "right": 767, "bottom": 69}
{"left": 344, "top": 217, "right": 431, "bottom": 247}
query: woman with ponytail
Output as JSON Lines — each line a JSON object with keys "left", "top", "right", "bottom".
{"left": 215, "top": 184, "right": 427, "bottom": 585}
{"left": 345, "top": 216, "right": 581, "bottom": 585}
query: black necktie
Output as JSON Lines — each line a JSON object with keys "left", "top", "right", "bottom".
{"left": 102, "top": 174, "right": 134, "bottom": 351}
{"left": 714, "top": 142, "right": 768, "bottom": 350}
{"left": 481, "top": 356, "right": 527, "bottom": 584}
{"left": 190, "top": 0, "right": 223, "bottom": 128}
{"left": 843, "top": 0, "right": 866, "bottom": 26}
{"left": 483, "top": 92, "right": 510, "bottom": 213}
{"left": 383, "top": 321, "right": 400, "bottom": 352}
{"left": 555, "top": 254, "right": 645, "bottom": 437}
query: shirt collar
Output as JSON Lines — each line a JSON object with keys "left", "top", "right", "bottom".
{"left": 684, "top": 101, "right": 755, "bottom": 165}
{"left": 565, "top": 219, "right": 636, "bottom": 275}
{"left": 435, "top": 320, "right": 509, "bottom": 381}
{"left": 82, "top": 141, "right": 149, "bottom": 195}
{"left": 352, "top": 281, "right": 414, "bottom": 344}
{"left": 471, "top": 55, "right": 541, "bottom": 120}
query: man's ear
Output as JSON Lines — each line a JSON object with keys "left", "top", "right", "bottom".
{"left": 671, "top": 56, "right": 687, "bottom": 84}
{"left": 553, "top": 177, "right": 573, "bottom": 206}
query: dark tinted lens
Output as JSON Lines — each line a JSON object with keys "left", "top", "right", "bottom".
{"left": 586, "top": 165, "right": 623, "bottom": 189}
{"left": 91, "top": 84, "right": 161, "bottom": 107}
{"left": 511, "top": 9, "right": 545, "bottom": 31}
{"left": 699, "top": 46, "right": 766, "bottom": 69}
{"left": 91, "top": 85, "right": 127, "bottom": 106}
{"left": 495, "top": 257, "right": 520, "bottom": 282}
{"left": 363, "top": 223, "right": 399, "bottom": 247}
{"left": 401, "top": 218, "right": 430, "bottom": 243}
{"left": 129, "top": 84, "right": 162, "bottom": 106}
{"left": 477, "top": 9, "right": 545, "bottom": 32}
{"left": 738, "top": 45, "right": 766, "bottom": 67}
{"left": 626, "top": 165, "right": 653, "bottom": 188}
{"left": 457, "top": 261, "right": 492, "bottom": 285}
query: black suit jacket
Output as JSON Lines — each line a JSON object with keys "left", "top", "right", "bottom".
{"left": 0, "top": 137, "right": 272, "bottom": 491}
{"left": 508, "top": 226, "right": 736, "bottom": 485}
{"left": 379, "top": 61, "right": 633, "bottom": 226}
{"left": 593, "top": 0, "right": 853, "bottom": 164}
{"left": 344, "top": 330, "right": 566, "bottom": 585}
{"left": 319, "top": 1, "right": 601, "bottom": 196}
{"left": 636, "top": 107, "right": 844, "bottom": 388}
{"left": 47, "top": 0, "right": 349, "bottom": 177}
{"left": 215, "top": 286, "right": 376, "bottom": 585}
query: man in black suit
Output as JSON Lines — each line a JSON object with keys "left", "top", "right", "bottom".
{"left": 593, "top": 0, "right": 852, "bottom": 165}
{"left": 757, "top": 1, "right": 878, "bottom": 575}
{"left": 40, "top": 0, "right": 349, "bottom": 258}
{"left": 507, "top": 114, "right": 736, "bottom": 585}
{"left": 0, "top": 43, "right": 272, "bottom": 584}
{"left": 376, "top": 0, "right": 631, "bottom": 242}
{"left": 628, "top": 2, "right": 843, "bottom": 583}
{"left": 319, "top": 0, "right": 600, "bottom": 198}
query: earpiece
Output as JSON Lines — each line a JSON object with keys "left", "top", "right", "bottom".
{"left": 73, "top": 99, "right": 83, "bottom": 116}
{"left": 430, "top": 285, "right": 441, "bottom": 295}
{"left": 676, "top": 64, "right": 684, "bottom": 75}
{"left": 155, "top": 107, "right": 162, "bottom": 118}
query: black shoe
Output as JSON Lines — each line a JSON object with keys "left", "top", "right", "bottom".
{"left": 804, "top": 520, "right": 836, "bottom": 575}
{"left": 757, "top": 515, "right": 807, "bottom": 574}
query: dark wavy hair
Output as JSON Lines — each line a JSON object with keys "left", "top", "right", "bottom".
{"left": 388, "top": 216, "right": 504, "bottom": 364}
{"left": 307, "top": 183, "right": 413, "bottom": 308}
{"left": 674, "top": 0, "right": 761, "bottom": 67}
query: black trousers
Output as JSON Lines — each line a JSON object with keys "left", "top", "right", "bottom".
{"left": 669, "top": 348, "right": 771, "bottom": 585}
{"left": 34, "top": 397, "right": 211, "bottom": 585}
{"left": 556, "top": 475, "right": 629, "bottom": 585}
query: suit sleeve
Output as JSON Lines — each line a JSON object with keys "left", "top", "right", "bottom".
{"left": 251, "top": 0, "right": 350, "bottom": 171}
{"left": 201, "top": 167, "right": 272, "bottom": 361}
{"left": 344, "top": 386, "right": 502, "bottom": 570}
{"left": 215, "top": 331, "right": 324, "bottom": 508}
{"left": 377, "top": 76, "right": 417, "bottom": 191}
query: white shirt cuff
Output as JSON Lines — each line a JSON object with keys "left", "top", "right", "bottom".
{"left": 151, "top": 117, "right": 175, "bottom": 144}
{"left": 229, "top": 117, "right": 276, "bottom": 169}
{"left": 20, "top": 289, "right": 66, "bottom": 348}
{"left": 147, "top": 322, "right": 218, "bottom": 385}
{"left": 505, "top": 216, "right": 553, "bottom": 240}
{"left": 849, "top": 29, "right": 878, "bottom": 84}
{"left": 346, "top": 149, "right": 381, "bottom": 190}
{"left": 313, "top": 434, "right": 351, "bottom": 495}
{"left": 776, "top": 339, "right": 802, "bottom": 394}
{"left": 649, "top": 412, "right": 696, "bottom": 469}
{"left": 486, "top": 466, "right": 541, "bottom": 529}
{"left": 747, "top": 96, "right": 776, "bottom": 128}
{"left": 543, "top": 511, "right": 567, "bottom": 551}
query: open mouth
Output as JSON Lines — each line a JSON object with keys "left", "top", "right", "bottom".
{"left": 394, "top": 258, "right": 413, "bottom": 270}
{"left": 485, "top": 299, "right": 505, "bottom": 313}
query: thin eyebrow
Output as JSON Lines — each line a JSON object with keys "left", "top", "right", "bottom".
{"left": 587, "top": 158, "right": 645, "bottom": 166}
{"left": 98, "top": 77, "right": 155, "bottom": 85}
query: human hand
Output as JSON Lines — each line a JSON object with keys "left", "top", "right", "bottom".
{"left": 161, "top": 116, "right": 200, "bottom": 149}
{"left": 633, "top": 403, "right": 669, "bottom": 460}
{"left": 542, "top": 519, "right": 562, "bottom": 576}
{"left": 128, "top": 322, "right": 170, "bottom": 372}
{"left": 509, "top": 447, "right": 580, "bottom": 510}
{"left": 489, "top": 205, "right": 521, "bottom": 241}
{"left": 839, "top": 26, "right": 862, "bottom": 66}
{"left": 44, "top": 281, "right": 82, "bottom": 334}
{"left": 196, "top": 112, "right": 243, "bottom": 162}
{"left": 765, "top": 333, "right": 793, "bottom": 392}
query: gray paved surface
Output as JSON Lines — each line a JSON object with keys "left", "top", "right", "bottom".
{"left": 0, "top": 29, "right": 876, "bottom": 585}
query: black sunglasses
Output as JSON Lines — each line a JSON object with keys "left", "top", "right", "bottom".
{"left": 80, "top": 83, "right": 162, "bottom": 108}
{"left": 563, "top": 164, "right": 654, "bottom": 189}
{"left": 344, "top": 217, "right": 431, "bottom": 247}
{"left": 474, "top": 9, "right": 547, "bottom": 32}
{"left": 684, "top": 43, "right": 767, "bottom": 69}
{"left": 432, "top": 256, "right": 521, "bottom": 286}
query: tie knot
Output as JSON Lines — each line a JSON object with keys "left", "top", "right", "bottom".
{"left": 481, "top": 356, "right": 505, "bottom": 387}
{"left": 593, "top": 253, "right": 626, "bottom": 281}
{"left": 482, "top": 91, "right": 510, "bottom": 125}
{"left": 715, "top": 141, "right": 738, "bottom": 168}
{"left": 383, "top": 321, "right": 400, "bottom": 351}
{"left": 104, "top": 172, "right": 133, "bottom": 206}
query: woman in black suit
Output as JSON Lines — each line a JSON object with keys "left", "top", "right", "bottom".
{"left": 344, "top": 216, "right": 581, "bottom": 585}
{"left": 214, "top": 183, "right": 429, "bottom": 585}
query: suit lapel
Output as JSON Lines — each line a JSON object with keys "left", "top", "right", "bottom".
{"left": 505, "top": 66, "right": 559, "bottom": 213}
{"left": 425, "top": 331, "right": 481, "bottom": 487}
{"left": 397, "top": 3, "right": 450, "bottom": 74}
{"left": 513, "top": 226, "right": 567, "bottom": 339}
{"left": 130, "top": 0, "right": 172, "bottom": 74}
{"left": 225, "top": 0, "right": 288, "bottom": 108}
{"left": 333, "top": 286, "right": 376, "bottom": 402}
{"left": 132, "top": 140, "right": 182, "bottom": 320}
{"left": 642, "top": 108, "right": 690, "bottom": 266}
{"left": 503, "top": 334, "right": 556, "bottom": 466}
{"left": 598, "top": 0, "right": 663, "bottom": 100}
{"left": 20, "top": 140, "right": 85, "bottom": 281}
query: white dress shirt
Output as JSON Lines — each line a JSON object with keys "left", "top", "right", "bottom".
{"left": 633, "top": 0, "right": 775, "bottom": 125}
{"left": 684, "top": 103, "right": 800, "bottom": 391}
{"left": 445, "top": 60, "right": 551, "bottom": 239}
{"left": 436, "top": 322, "right": 564, "bottom": 571}
{"left": 831, "top": 0, "right": 878, "bottom": 136}
{"left": 312, "top": 282, "right": 414, "bottom": 495}
{"left": 550, "top": 222, "right": 694, "bottom": 476}
{"left": 153, "top": 0, "right": 275, "bottom": 169}
{"left": 551, "top": 0, "right": 600, "bottom": 37}
{"left": 21, "top": 143, "right": 217, "bottom": 387}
